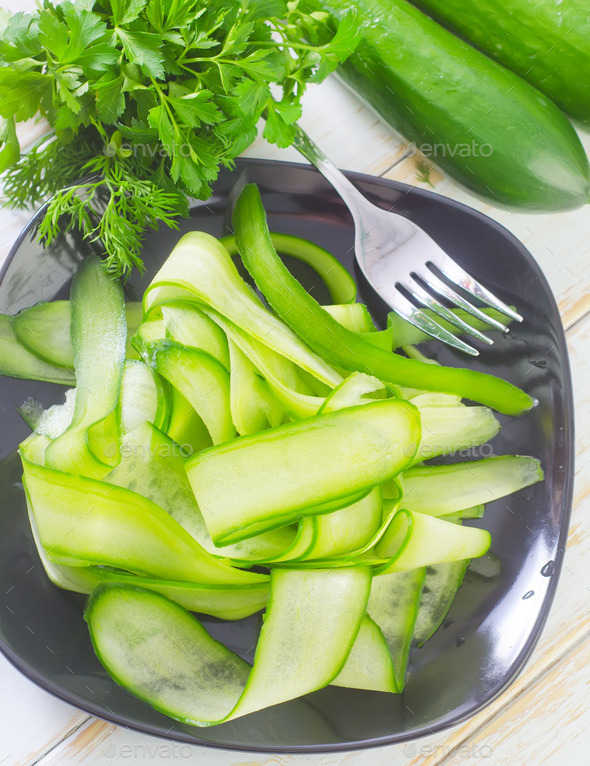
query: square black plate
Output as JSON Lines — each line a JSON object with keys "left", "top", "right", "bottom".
{"left": 0, "top": 159, "right": 574, "bottom": 753}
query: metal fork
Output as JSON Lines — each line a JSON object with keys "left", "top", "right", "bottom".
{"left": 292, "top": 124, "right": 522, "bottom": 355}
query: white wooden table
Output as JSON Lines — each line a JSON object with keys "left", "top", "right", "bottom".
{"left": 1, "top": 4, "right": 590, "bottom": 762}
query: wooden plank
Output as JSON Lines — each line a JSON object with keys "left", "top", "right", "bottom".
{"left": 0, "top": 659, "right": 88, "bottom": 766}
{"left": 430, "top": 635, "right": 589, "bottom": 766}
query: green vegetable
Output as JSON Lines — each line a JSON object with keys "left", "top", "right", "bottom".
{"left": 305, "top": 0, "right": 590, "bottom": 210}
{"left": 85, "top": 568, "right": 370, "bottom": 724}
{"left": 410, "top": 0, "right": 590, "bottom": 127}
{"left": 44, "top": 256, "right": 126, "bottom": 477}
{"left": 150, "top": 342, "right": 235, "bottom": 445}
{"left": 412, "top": 561, "right": 470, "bottom": 646}
{"left": 332, "top": 615, "right": 395, "bottom": 692}
{"left": 402, "top": 456, "right": 544, "bottom": 516}
{"left": 144, "top": 231, "right": 342, "bottom": 388}
{"left": 376, "top": 510, "right": 491, "bottom": 573}
{"left": 0, "top": 0, "right": 358, "bottom": 277}
{"left": 0, "top": 314, "right": 74, "bottom": 385}
{"left": 233, "top": 183, "right": 534, "bottom": 415}
{"left": 221, "top": 232, "right": 357, "bottom": 305}
{"left": 11, "top": 301, "right": 142, "bottom": 368}
{"left": 23, "top": 455, "right": 266, "bottom": 586}
{"left": 27, "top": 502, "right": 269, "bottom": 620}
{"left": 368, "top": 569, "right": 425, "bottom": 691}
{"left": 185, "top": 399, "right": 420, "bottom": 545}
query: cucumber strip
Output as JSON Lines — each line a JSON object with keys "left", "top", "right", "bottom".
{"left": 233, "top": 184, "right": 534, "bottom": 416}
{"left": 298, "top": 487, "right": 383, "bottom": 561}
{"left": 27, "top": 504, "right": 268, "bottom": 620}
{"left": 186, "top": 399, "right": 420, "bottom": 546}
{"left": 166, "top": 388, "right": 212, "bottom": 456}
{"left": 221, "top": 232, "right": 357, "bottom": 305}
{"left": 120, "top": 360, "right": 171, "bottom": 434}
{"left": 318, "top": 372, "right": 388, "bottom": 414}
{"left": 85, "top": 568, "right": 370, "bottom": 725}
{"left": 413, "top": 560, "right": 470, "bottom": 647}
{"left": 387, "top": 308, "right": 514, "bottom": 348}
{"left": 228, "top": 340, "right": 284, "bottom": 435}
{"left": 201, "top": 309, "right": 324, "bottom": 419}
{"left": 107, "top": 421, "right": 297, "bottom": 564}
{"left": 331, "top": 615, "right": 396, "bottom": 692}
{"left": 368, "top": 568, "right": 426, "bottom": 691}
{"left": 143, "top": 231, "right": 342, "bottom": 387}
{"left": 12, "top": 301, "right": 142, "bottom": 368}
{"left": 44, "top": 257, "right": 126, "bottom": 477}
{"left": 22, "top": 456, "right": 267, "bottom": 586}
{"left": 376, "top": 510, "right": 491, "bottom": 573}
{"left": 0, "top": 314, "right": 74, "bottom": 384}
{"left": 161, "top": 302, "right": 230, "bottom": 368}
{"left": 151, "top": 342, "right": 235, "bottom": 445}
{"left": 12, "top": 301, "right": 73, "bottom": 368}
{"left": 402, "top": 456, "right": 544, "bottom": 516}
{"left": 413, "top": 404, "right": 501, "bottom": 465}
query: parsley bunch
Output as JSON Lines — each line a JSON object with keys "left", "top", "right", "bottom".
{"left": 0, "top": 0, "right": 357, "bottom": 276}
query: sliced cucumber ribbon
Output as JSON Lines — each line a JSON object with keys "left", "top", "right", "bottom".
{"left": 85, "top": 567, "right": 371, "bottom": 725}
{"left": 186, "top": 399, "right": 420, "bottom": 546}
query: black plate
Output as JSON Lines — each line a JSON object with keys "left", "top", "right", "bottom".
{"left": 0, "top": 159, "right": 574, "bottom": 753}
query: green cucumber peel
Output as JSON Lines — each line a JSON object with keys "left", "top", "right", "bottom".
{"left": 375, "top": 509, "right": 491, "bottom": 573}
{"left": 228, "top": 340, "right": 284, "bottom": 436}
{"left": 108, "top": 420, "right": 297, "bottom": 565}
{"left": 186, "top": 399, "right": 420, "bottom": 546}
{"left": 221, "top": 231, "right": 357, "bottom": 305}
{"left": 166, "top": 388, "right": 212, "bottom": 456}
{"left": 85, "top": 567, "right": 371, "bottom": 725}
{"left": 318, "top": 372, "right": 389, "bottom": 414}
{"left": 233, "top": 184, "right": 533, "bottom": 416}
{"left": 332, "top": 615, "right": 396, "bottom": 693}
{"left": 22, "top": 455, "right": 266, "bottom": 586}
{"left": 11, "top": 300, "right": 142, "bottom": 369}
{"left": 26, "top": 503, "right": 268, "bottom": 620}
{"left": 200, "top": 308, "right": 325, "bottom": 419}
{"left": 143, "top": 231, "right": 342, "bottom": 387}
{"left": 402, "top": 456, "right": 543, "bottom": 515}
{"left": 44, "top": 257, "right": 127, "bottom": 477}
{"left": 413, "top": 560, "right": 470, "bottom": 647}
{"left": 368, "top": 568, "right": 426, "bottom": 691}
{"left": 120, "top": 360, "right": 171, "bottom": 434}
{"left": 0, "top": 313, "right": 74, "bottom": 385}
{"left": 161, "top": 302, "right": 230, "bottom": 368}
{"left": 150, "top": 341, "right": 235, "bottom": 445}
{"left": 413, "top": 403, "right": 501, "bottom": 465}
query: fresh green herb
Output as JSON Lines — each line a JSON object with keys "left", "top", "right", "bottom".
{"left": 415, "top": 158, "right": 435, "bottom": 188}
{"left": 0, "top": 0, "right": 358, "bottom": 276}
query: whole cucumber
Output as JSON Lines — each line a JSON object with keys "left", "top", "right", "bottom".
{"left": 308, "top": 0, "right": 589, "bottom": 210}
{"left": 410, "top": 0, "right": 590, "bottom": 127}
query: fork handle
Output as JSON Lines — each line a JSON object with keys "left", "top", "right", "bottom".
{"left": 292, "top": 124, "right": 368, "bottom": 223}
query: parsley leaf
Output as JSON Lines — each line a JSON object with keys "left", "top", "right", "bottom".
{"left": 0, "top": 0, "right": 359, "bottom": 277}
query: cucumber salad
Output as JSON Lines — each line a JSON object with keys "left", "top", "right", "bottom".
{"left": 4, "top": 184, "right": 542, "bottom": 726}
